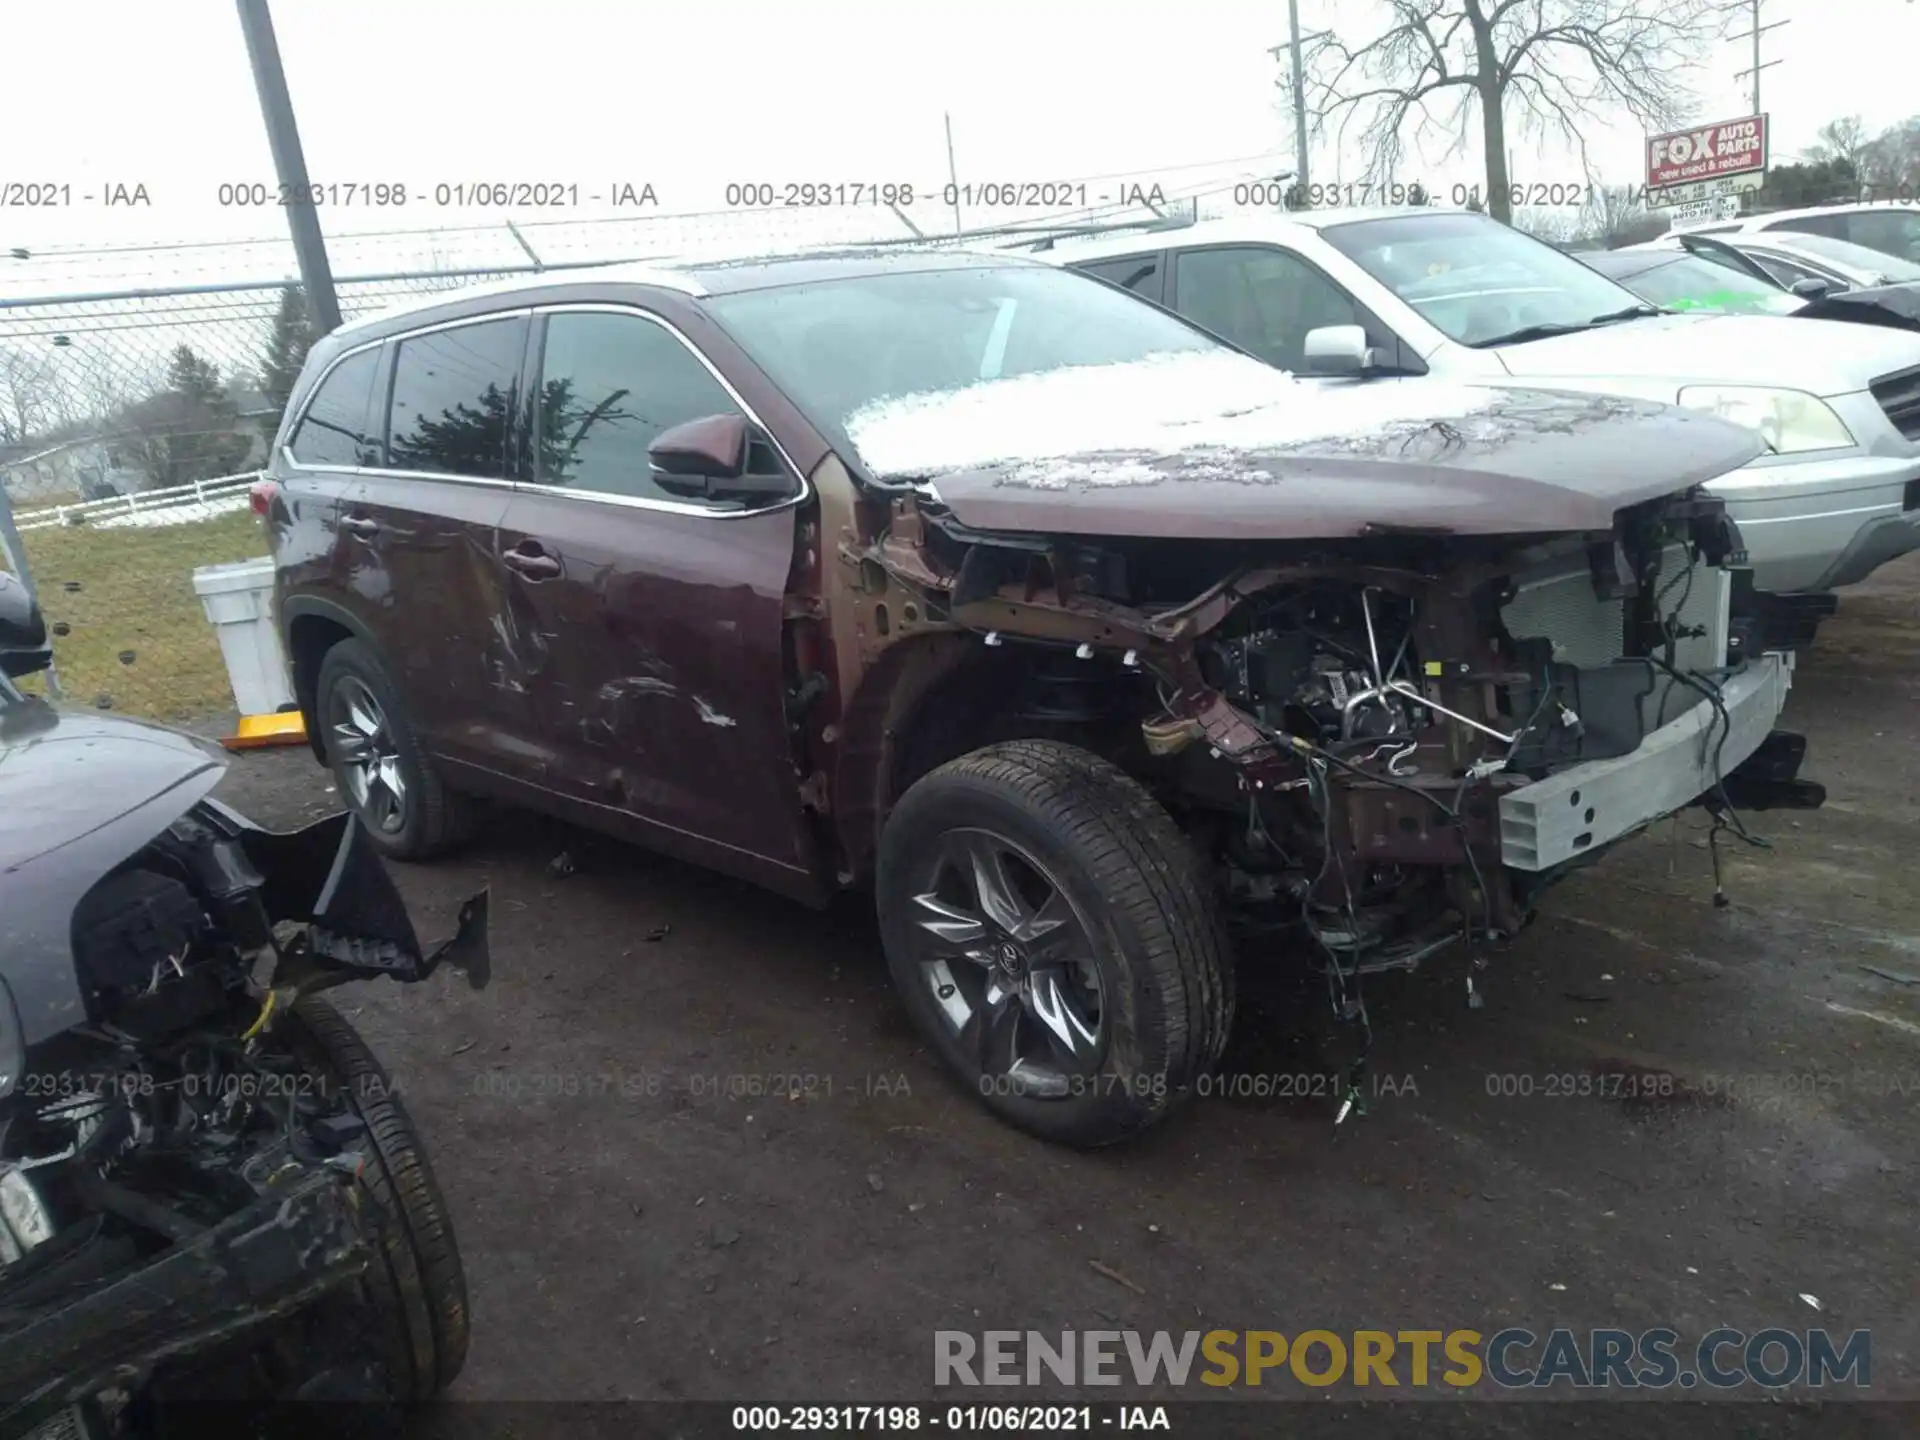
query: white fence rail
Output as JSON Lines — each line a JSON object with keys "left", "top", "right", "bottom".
{"left": 13, "top": 472, "right": 261, "bottom": 533}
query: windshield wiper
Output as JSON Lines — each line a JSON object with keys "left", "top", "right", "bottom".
{"left": 1475, "top": 303, "right": 1666, "bottom": 348}
{"left": 1586, "top": 303, "right": 1666, "bottom": 326}
{"left": 1473, "top": 320, "right": 1591, "bottom": 347}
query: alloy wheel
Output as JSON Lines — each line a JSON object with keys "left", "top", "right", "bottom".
{"left": 327, "top": 676, "right": 408, "bottom": 835}
{"left": 907, "top": 828, "right": 1107, "bottom": 1098}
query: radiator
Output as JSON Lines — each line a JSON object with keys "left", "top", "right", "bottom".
{"left": 1500, "top": 545, "right": 1730, "bottom": 674}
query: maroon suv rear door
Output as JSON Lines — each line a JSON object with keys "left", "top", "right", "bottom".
{"left": 339, "top": 314, "right": 534, "bottom": 778}
{"left": 492, "top": 305, "right": 817, "bottom": 897}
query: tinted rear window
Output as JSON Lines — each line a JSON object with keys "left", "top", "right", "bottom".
{"left": 1076, "top": 254, "right": 1162, "bottom": 298}
{"left": 386, "top": 316, "right": 527, "bottom": 479}
{"left": 289, "top": 348, "right": 380, "bottom": 467}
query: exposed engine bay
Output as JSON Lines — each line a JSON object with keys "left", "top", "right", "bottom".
{"left": 831, "top": 481, "right": 1822, "bottom": 1064}
{"left": 0, "top": 797, "right": 487, "bottom": 1440}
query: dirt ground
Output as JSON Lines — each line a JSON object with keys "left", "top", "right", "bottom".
{"left": 207, "top": 556, "right": 1920, "bottom": 1432}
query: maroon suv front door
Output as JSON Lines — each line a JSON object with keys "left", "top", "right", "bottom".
{"left": 491, "top": 307, "right": 817, "bottom": 897}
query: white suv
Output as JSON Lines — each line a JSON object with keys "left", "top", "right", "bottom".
{"left": 1044, "top": 208, "right": 1920, "bottom": 596}
{"left": 1688, "top": 201, "right": 1920, "bottom": 266}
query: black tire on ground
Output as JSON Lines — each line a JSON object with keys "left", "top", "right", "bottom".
{"left": 314, "top": 637, "right": 474, "bottom": 861}
{"left": 876, "top": 739, "right": 1235, "bottom": 1147}
{"left": 281, "top": 997, "right": 470, "bottom": 1403}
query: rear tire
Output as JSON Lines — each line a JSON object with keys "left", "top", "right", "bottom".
{"left": 315, "top": 638, "right": 474, "bottom": 861}
{"left": 877, "top": 740, "right": 1234, "bottom": 1147}
{"left": 282, "top": 998, "right": 470, "bottom": 1402}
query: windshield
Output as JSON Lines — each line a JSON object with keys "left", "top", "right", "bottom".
{"left": 1320, "top": 212, "right": 1653, "bottom": 346}
{"left": 1587, "top": 251, "right": 1803, "bottom": 315}
{"left": 703, "top": 265, "right": 1222, "bottom": 463}
{"left": 1767, "top": 230, "right": 1920, "bottom": 282}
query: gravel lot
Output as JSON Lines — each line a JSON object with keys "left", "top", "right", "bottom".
{"left": 207, "top": 556, "right": 1920, "bottom": 1436}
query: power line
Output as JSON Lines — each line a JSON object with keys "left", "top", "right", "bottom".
{"left": 1732, "top": 0, "right": 1790, "bottom": 114}
{"left": 11, "top": 148, "right": 1299, "bottom": 265}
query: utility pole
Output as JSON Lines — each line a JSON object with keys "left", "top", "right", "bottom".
{"left": 1268, "top": 6, "right": 1330, "bottom": 203}
{"left": 1733, "top": 0, "right": 1789, "bottom": 116}
{"left": 235, "top": 0, "right": 341, "bottom": 334}
{"left": 944, "top": 113, "right": 963, "bottom": 237}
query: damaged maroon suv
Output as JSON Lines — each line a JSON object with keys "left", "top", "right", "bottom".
{"left": 260, "top": 250, "right": 1822, "bottom": 1146}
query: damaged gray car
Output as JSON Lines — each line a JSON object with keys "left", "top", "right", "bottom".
{"left": 0, "top": 572, "right": 487, "bottom": 1437}
{"left": 265, "top": 251, "right": 1823, "bottom": 1149}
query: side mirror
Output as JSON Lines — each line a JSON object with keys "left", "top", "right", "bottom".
{"left": 1789, "top": 277, "right": 1833, "bottom": 300}
{"left": 647, "top": 414, "right": 793, "bottom": 504}
{"left": 1301, "top": 324, "right": 1380, "bottom": 376}
{"left": 649, "top": 413, "right": 749, "bottom": 484}
{"left": 0, "top": 571, "right": 51, "bottom": 678}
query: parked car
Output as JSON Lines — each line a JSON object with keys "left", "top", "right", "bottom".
{"left": 1687, "top": 201, "right": 1920, "bottom": 265}
{"left": 259, "top": 249, "right": 1820, "bottom": 1147}
{"left": 0, "top": 571, "right": 487, "bottom": 1434}
{"left": 1710, "top": 230, "right": 1920, "bottom": 295}
{"left": 1047, "top": 208, "right": 1920, "bottom": 598}
{"left": 1587, "top": 234, "right": 1920, "bottom": 335}
{"left": 1578, "top": 243, "right": 1806, "bottom": 316}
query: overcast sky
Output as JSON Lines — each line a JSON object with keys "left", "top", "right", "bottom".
{"left": 2, "top": 0, "right": 1916, "bottom": 291}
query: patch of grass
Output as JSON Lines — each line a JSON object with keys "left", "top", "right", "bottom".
{"left": 5, "top": 510, "right": 271, "bottom": 721}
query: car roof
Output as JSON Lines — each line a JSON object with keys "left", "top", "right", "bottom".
{"left": 327, "top": 247, "right": 1050, "bottom": 341}
{"left": 1735, "top": 201, "right": 1918, "bottom": 229}
{"left": 1036, "top": 207, "right": 1480, "bottom": 263}
{"left": 683, "top": 246, "right": 1048, "bottom": 295}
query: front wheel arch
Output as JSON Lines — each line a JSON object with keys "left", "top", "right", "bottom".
{"left": 286, "top": 600, "right": 372, "bottom": 764}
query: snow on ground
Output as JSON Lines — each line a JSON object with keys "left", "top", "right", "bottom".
{"left": 24, "top": 493, "right": 250, "bottom": 533}
{"left": 844, "top": 349, "right": 1506, "bottom": 482}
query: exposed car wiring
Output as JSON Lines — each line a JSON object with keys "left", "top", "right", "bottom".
{"left": 1639, "top": 545, "right": 1770, "bottom": 907}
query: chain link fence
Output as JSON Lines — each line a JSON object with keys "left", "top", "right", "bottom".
{"left": 0, "top": 194, "right": 1192, "bottom": 720}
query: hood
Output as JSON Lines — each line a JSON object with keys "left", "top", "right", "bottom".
{"left": 0, "top": 700, "right": 229, "bottom": 1045}
{"left": 1492, "top": 311, "right": 1920, "bottom": 396}
{"left": 844, "top": 351, "right": 1762, "bottom": 540}
{"left": 1798, "top": 282, "right": 1920, "bottom": 334}
{"left": 0, "top": 699, "right": 227, "bottom": 874}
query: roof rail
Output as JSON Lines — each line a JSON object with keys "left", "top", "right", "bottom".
{"left": 1010, "top": 211, "right": 1204, "bottom": 252}
{"left": 828, "top": 196, "right": 1216, "bottom": 256}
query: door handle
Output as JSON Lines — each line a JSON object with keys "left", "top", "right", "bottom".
{"left": 502, "top": 545, "right": 562, "bottom": 581}
{"left": 340, "top": 514, "right": 379, "bottom": 537}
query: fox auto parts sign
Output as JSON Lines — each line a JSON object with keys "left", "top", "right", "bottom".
{"left": 1647, "top": 115, "right": 1768, "bottom": 203}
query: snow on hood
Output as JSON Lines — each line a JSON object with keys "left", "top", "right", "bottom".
{"left": 843, "top": 350, "right": 1507, "bottom": 483}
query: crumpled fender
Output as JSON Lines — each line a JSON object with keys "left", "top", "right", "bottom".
{"left": 197, "top": 799, "right": 490, "bottom": 990}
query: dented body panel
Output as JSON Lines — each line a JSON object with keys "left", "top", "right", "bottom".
{"left": 488, "top": 485, "right": 819, "bottom": 893}
{"left": 340, "top": 469, "right": 523, "bottom": 773}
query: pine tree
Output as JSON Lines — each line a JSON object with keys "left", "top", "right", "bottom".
{"left": 262, "top": 286, "right": 315, "bottom": 419}
{"left": 118, "top": 344, "right": 251, "bottom": 489}
{"left": 165, "top": 344, "right": 227, "bottom": 407}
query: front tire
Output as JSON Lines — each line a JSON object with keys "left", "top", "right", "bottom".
{"left": 282, "top": 998, "right": 470, "bottom": 1403}
{"left": 877, "top": 740, "right": 1234, "bottom": 1147}
{"left": 315, "top": 638, "right": 473, "bottom": 861}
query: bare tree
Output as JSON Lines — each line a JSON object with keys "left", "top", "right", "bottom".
{"left": 1512, "top": 207, "right": 1577, "bottom": 241}
{"left": 1576, "top": 181, "right": 1664, "bottom": 246}
{"left": 1860, "top": 115, "right": 1920, "bottom": 193}
{"left": 0, "top": 346, "right": 64, "bottom": 447}
{"left": 1805, "top": 115, "right": 1872, "bottom": 176}
{"left": 1306, "top": 0, "right": 1736, "bottom": 224}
